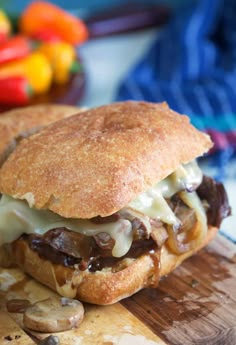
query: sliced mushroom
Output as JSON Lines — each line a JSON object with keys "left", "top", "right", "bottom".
{"left": 23, "top": 297, "right": 84, "bottom": 333}
{"left": 39, "top": 335, "right": 60, "bottom": 345}
{"left": 6, "top": 299, "right": 31, "bottom": 313}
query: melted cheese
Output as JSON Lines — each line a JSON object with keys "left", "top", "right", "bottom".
{"left": 0, "top": 195, "right": 132, "bottom": 258}
{"left": 129, "top": 160, "right": 202, "bottom": 226}
{"left": 179, "top": 190, "right": 207, "bottom": 242}
{"left": 0, "top": 160, "right": 205, "bottom": 258}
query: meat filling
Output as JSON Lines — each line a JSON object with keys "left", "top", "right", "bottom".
{"left": 197, "top": 175, "right": 231, "bottom": 227}
{"left": 21, "top": 176, "right": 230, "bottom": 272}
{"left": 23, "top": 232, "right": 156, "bottom": 272}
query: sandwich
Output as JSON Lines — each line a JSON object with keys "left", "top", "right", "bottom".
{"left": 0, "top": 104, "right": 83, "bottom": 167}
{"left": 0, "top": 101, "right": 230, "bottom": 305}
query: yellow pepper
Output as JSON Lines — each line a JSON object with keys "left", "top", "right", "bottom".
{"left": 0, "top": 10, "right": 11, "bottom": 40}
{"left": 38, "top": 41, "right": 79, "bottom": 84}
{"left": 0, "top": 52, "right": 52, "bottom": 93}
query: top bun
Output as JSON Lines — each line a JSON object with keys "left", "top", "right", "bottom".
{"left": 0, "top": 101, "right": 213, "bottom": 218}
{"left": 0, "top": 104, "right": 83, "bottom": 167}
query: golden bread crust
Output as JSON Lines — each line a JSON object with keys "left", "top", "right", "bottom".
{"left": 0, "top": 104, "right": 82, "bottom": 166}
{"left": 0, "top": 102, "right": 213, "bottom": 218}
{"left": 8, "top": 226, "right": 217, "bottom": 305}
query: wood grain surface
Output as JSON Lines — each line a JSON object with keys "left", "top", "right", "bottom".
{"left": 0, "top": 234, "right": 235, "bottom": 345}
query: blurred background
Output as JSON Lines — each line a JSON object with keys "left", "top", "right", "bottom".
{"left": 0, "top": 0, "right": 235, "bottom": 240}
{"left": 1, "top": 1, "right": 196, "bottom": 16}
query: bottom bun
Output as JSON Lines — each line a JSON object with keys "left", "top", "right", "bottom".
{"left": 9, "top": 226, "right": 217, "bottom": 305}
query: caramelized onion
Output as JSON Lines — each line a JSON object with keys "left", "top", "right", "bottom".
{"left": 166, "top": 191, "right": 207, "bottom": 255}
{"left": 150, "top": 225, "right": 168, "bottom": 248}
{"left": 166, "top": 223, "right": 191, "bottom": 254}
{"left": 179, "top": 191, "right": 207, "bottom": 244}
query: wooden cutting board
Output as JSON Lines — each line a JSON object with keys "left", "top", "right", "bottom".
{"left": 0, "top": 234, "right": 236, "bottom": 345}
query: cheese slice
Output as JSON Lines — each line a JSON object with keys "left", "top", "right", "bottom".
{"left": 0, "top": 160, "right": 205, "bottom": 258}
{"left": 0, "top": 195, "right": 132, "bottom": 257}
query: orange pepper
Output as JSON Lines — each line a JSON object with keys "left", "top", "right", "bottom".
{"left": 19, "top": 1, "right": 88, "bottom": 45}
{"left": 0, "top": 52, "right": 52, "bottom": 93}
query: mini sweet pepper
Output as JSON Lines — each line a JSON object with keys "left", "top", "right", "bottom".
{"left": 0, "top": 52, "right": 53, "bottom": 93}
{"left": 0, "top": 76, "right": 32, "bottom": 105}
{"left": 38, "top": 41, "right": 81, "bottom": 84}
{"left": 0, "top": 35, "right": 32, "bottom": 64}
{"left": 20, "top": 1, "right": 88, "bottom": 45}
{"left": 0, "top": 10, "right": 11, "bottom": 42}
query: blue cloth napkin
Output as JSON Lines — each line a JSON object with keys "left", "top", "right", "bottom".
{"left": 116, "top": 0, "right": 236, "bottom": 179}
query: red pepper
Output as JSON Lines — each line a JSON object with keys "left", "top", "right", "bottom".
{"left": 0, "top": 35, "right": 32, "bottom": 65}
{"left": 0, "top": 32, "right": 8, "bottom": 44}
{"left": 0, "top": 76, "right": 32, "bottom": 105}
{"left": 32, "top": 29, "right": 61, "bottom": 42}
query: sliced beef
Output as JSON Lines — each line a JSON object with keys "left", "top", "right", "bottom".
{"left": 91, "top": 213, "right": 120, "bottom": 224}
{"left": 93, "top": 232, "right": 115, "bottom": 251}
{"left": 88, "top": 238, "right": 157, "bottom": 272}
{"left": 21, "top": 175, "right": 230, "bottom": 272}
{"left": 131, "top": 217, "right": 150, "bottom": 240}
{"left": 197, "top": 176, "right": 231, "bottom": 228}
{"left": 25, "top": 234, "right": 81, "bottom": 267}
{"left": 22, "top": 196, "right": 199, "bottom": 271}
{"left": 119, "top": 208, "right": 152, "bottom": 240}
{"left": 23, "top": 231, "right": 156, "bottom": 272}
{"left": 43, "top": 228, "right": 93, "bottom": 259}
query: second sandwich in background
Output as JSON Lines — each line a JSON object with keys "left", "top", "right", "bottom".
{"left": 0, "top": 104, "right": 84, "bottom": 166}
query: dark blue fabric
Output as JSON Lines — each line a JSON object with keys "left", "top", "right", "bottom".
{"left": 116, "top": 0, "right": 236, "bottom": 241}
{"left": 116, "top": 0, "right": 236, "bottom": 144}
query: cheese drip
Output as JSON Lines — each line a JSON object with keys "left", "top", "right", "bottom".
{"left": 129, "top": 160, "right": 202, "bottom": 226}
{"left": 0, "top": 160, "right": 204, "bottom": 258}
{"left": 179, "top": 190, "right": 207, "bottom": 244}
